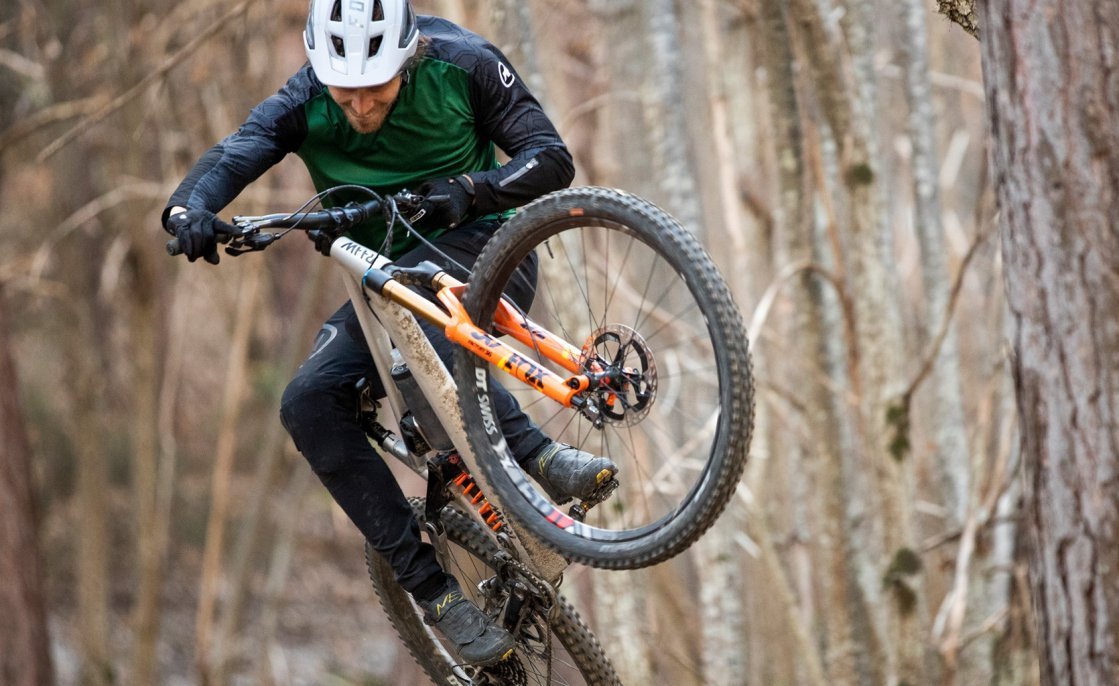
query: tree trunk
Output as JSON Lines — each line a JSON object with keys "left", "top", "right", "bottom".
{"left": 976, "top": 1, "right": 1119, "bottom": 683}
{"left": 598, "top": 570, "right": 654, "bottom": 683}
{"left": 757, "top": 1, "right": 850, "bottom": 682}
{"left": 898, "top": 0, "right": 967, "bottom": 680}
{"left": 210, "top": 256, "right": 329, "bottom": 682}
{"left": 685, "top": 2, "right": 752, "bottom": 679}
{"left": 128, "top": 238, "right": 164, "bottom": 686}
{"left": 255, "top": 465, "right": 313, "bottom": 684}
{"left": 491, "top": 0, "right": 547, "bottom": 105}
{"left": 901, "top": 0, "right": 971, "bottom": 534}
{"left": 0, "top": 290, "right": 54, "bottom": 686}
{"left": 119, "top": 20, "right": 170, "bottom": 678}
{"left": 64, "top": 234, "right": 113, "bottom": 686}
{"left": 643, "top": 0, "right": 703, "bottom": 237}
{"left": 588, "top": 0, "right": 654, "bottom": 195}
{"left": 787, "top": 0, "right": 895, "bottom": 681}
{"left": 697, "top": 0, "right": 750, "bottom": 292}
{"left": 195, "top": 257, "right": 264, "bottom": 682}
{"left": 696, "top": 517, "right": 747, "bottom": 684}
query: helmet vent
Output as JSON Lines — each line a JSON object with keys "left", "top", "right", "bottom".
{"left": 399, "top": 3, "right": 416, "bottom": 48}
{"left": 306, "top": 0, "right": 419, "bottom": 86}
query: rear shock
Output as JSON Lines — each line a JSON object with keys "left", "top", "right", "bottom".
{"left": 428, "top": 452, "right": 510, "bottom": 534}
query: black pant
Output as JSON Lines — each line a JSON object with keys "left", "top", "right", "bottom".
{"left": 279, "top": 220, "right": 547, "bottom": 599}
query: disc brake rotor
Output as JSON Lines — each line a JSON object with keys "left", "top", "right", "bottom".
{"left": 579, "top": 324, "right": 657, "bottom": 426}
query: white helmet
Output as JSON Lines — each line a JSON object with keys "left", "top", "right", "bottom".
{"left": 304, "top": 0, "right": 419, "bottom": 88}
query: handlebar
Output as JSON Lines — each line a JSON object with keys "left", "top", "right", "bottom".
{"left": 166, "top": 195, "right": 401, "bottom": 257}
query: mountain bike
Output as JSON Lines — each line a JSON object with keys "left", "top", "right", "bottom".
{"left": 167, "top": 186, "right": 754, "bottom": 684}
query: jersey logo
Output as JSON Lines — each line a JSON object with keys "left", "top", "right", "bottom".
{"left": 498, "top": 62, "right": 516, "bottom": 88}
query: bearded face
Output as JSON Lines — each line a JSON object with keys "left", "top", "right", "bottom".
{"left": 327, "top": 75, "right": 403, "bottom": 134}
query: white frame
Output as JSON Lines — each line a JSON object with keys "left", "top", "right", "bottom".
{"left": 328, "top": 235, "right": 569, "bottom": 582}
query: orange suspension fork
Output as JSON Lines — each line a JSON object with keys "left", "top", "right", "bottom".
{"left": 436, "top": 285, "right": 591, "bottom": 406}
{"left": 370, "top": 268, "right": 591, "bottom": 405}
{"left": 490, "top": 298, "right": 585, "bottom": 375}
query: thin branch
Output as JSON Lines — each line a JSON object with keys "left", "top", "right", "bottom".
{"left": 737, "top": 179, "right": 775, "bottom": 238}
{"left": 899, "top": 222, "right": 995, "bottom": 403}
{"left": 919, "top": 514, "right": 1020, "bottom": 554}
{"left": 933, "top": 507, "right": 979, "bottom": 669}
{"left": 877, "top": 63, "right": 985, "bottom": 101}
{"left": 959, "top": 606, "right": 1011, "bottom": 651}
{"left": 931, "top": 404, "right": 1021, "bottom": 667}
{"left": 0, "top": 47, "right": 45, "bottom": 80}
{"left": 0, "top": 97, "right": 106, "bottom": 157}
{"left": 557, "top": 90, "right": 642, "bottom": 135}
{"left": 921, "top": 412, "right": 1022, "bottom": 556}
{"left": 16, "top": 182, "right": 170, "bottom": 285}
{"left": 35, "top": 0, "right": 262, "bottom": 163}
{"left": 747, "top": 260, "right": 853, "bottom": 342}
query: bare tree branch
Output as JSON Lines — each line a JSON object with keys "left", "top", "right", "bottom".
{"left": 899, "top": 221, "right": 995, "bottom": 404}
{"left": 35, "top": 0, "right": 262, "bottom": 163}
{"left": 0, "top": 47, "right": 45, "bottom": 80}
{"left": 0, "top": 96, "right": 105, "bottom": 157}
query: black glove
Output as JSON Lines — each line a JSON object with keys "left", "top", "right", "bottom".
{"left": 409, "top": 175, "right": 475, "bottom": 230}
{"left": 165, "top": 209, "right": 236, "bottom": 265}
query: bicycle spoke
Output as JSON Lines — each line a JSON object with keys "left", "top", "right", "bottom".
{"left": 457, "top": 188, "right": 752, "bottom": 569}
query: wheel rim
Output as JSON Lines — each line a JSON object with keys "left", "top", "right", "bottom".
{"left": 478, "top": 219, "right": 731, "bottom": 544}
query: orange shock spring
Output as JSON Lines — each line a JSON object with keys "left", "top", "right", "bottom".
{"left": 451, "top": 469, "right": 507, "bottom": 533}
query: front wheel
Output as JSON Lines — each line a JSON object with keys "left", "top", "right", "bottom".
{"left": 454, "top": 187, "right": 754, "bottom": 569}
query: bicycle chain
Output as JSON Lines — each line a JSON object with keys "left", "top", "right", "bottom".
{"left": 501, "top": 555, "right": 556, "bottom": 684}
{"left": 494, "top": 544, "right": 560, "bottom": 620}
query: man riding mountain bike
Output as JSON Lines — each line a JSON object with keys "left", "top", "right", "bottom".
{"left": 163, "top": 0, "right": 617, "bottom": 666}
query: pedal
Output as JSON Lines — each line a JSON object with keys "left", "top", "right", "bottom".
{"left": 568, "top": 477, "right": 619, "bottom": 522}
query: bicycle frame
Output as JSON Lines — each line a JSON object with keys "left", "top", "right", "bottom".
{"left": 327, "top": 234, "right": 571, "bottom": 583}
{"left": 333, "top": 241, "right": 594, "bottom": 405}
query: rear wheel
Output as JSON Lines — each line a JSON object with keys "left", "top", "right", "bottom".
{"left": 365, "top": 498, "right": 619, "bottom": 685}
{"left": 454, "top": 187, "right": 754, "bottom": 569}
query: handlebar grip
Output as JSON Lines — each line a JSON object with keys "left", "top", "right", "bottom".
{"left": 166, "top": 233, "right": 232, "bottom": 257}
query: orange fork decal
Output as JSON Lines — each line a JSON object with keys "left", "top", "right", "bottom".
{"left": 437, "top": 285, "right": 589, "bottom": 406}
{"left": 490, "top": 298, "right": 584, "bottom": 375}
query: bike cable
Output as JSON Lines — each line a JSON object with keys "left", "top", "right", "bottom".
{"left": 388, "top": 207, "right": 549, "bottom": 364}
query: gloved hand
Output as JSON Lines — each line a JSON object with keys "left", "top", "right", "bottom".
{"left": 165, "top": 208, "right": 237, "bottom": 264}
{"left": 409, "top": 175, "right": 475, "bottom": 230}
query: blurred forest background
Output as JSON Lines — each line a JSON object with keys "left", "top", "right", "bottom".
{"left": 0, "top": 0, "right": 1038, "bottom": 684}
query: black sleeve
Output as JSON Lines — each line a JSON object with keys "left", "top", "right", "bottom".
{"left": 162, "top": 66, "right": 319, "bottom": 228}
{"left": 465, "top": 45, "right": 574, "bottom": 216}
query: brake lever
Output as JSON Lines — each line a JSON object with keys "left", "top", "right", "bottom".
{"left": 391, "top": 191, "right": 436, "bottom": 223}
{"left": 395, "top": 193, "right": 451, "bottom": 227}
{"left": 307, "top": 229, "right": 335, "bottom": 256}
{"left": 224, "top": 231, "right": 277, "bottom": 256}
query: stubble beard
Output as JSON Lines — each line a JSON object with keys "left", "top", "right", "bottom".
{"left": 342, "top": 103, "right": 392, "bottom": 134}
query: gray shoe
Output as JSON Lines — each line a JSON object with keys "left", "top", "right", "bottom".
{"left": 528, "top": 443, "right": 618, "bottom": 505}
{"left": 418, "top": 580, "right": 515, "bottom": 666}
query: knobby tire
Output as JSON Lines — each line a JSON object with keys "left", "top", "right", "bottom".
{"left": 454, "top": 187, "right": 755, "bottom": 570}
{"left": 365, "top": 499, "right": 619, "bottom": 685}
